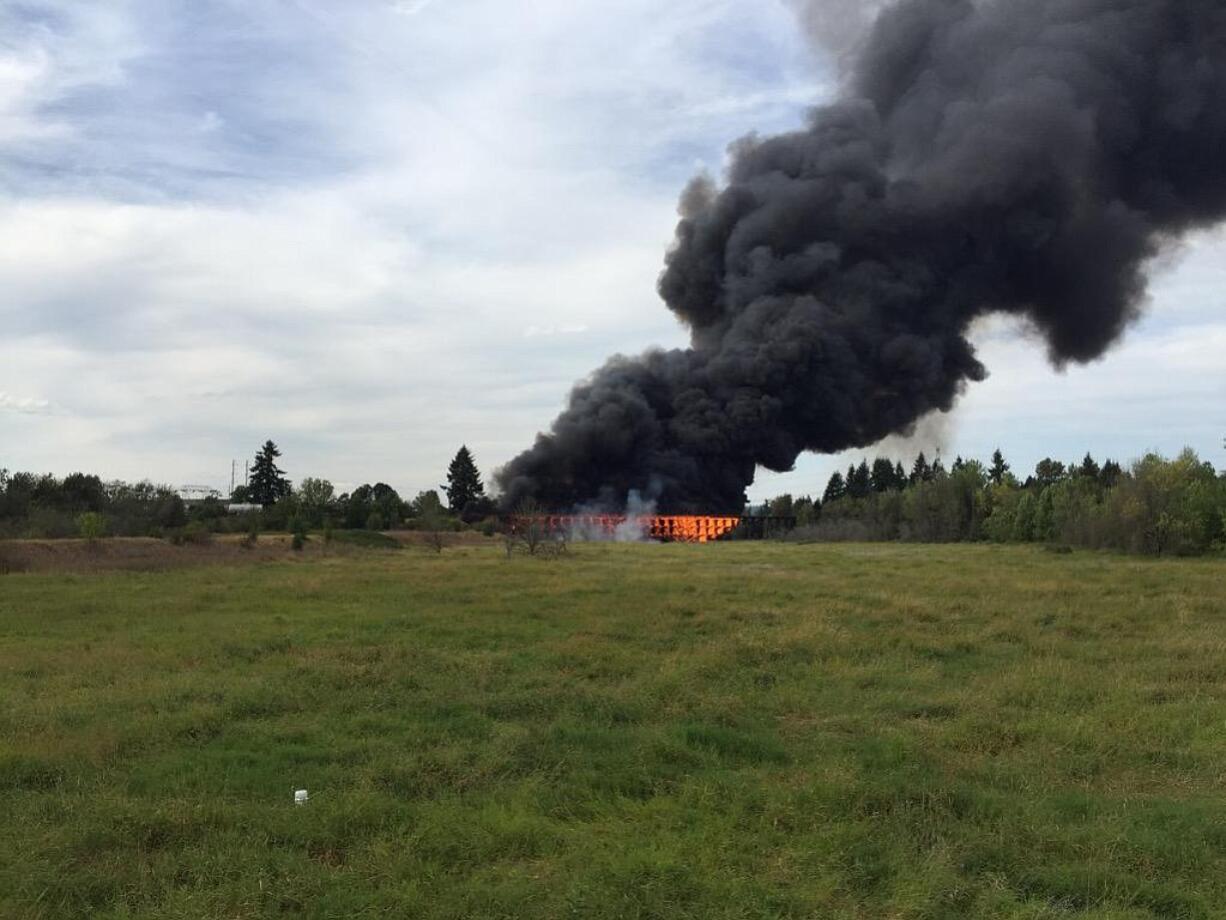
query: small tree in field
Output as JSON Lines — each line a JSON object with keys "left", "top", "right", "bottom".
{"left": 290, "top": 517, "right": 307, "bottom": 552}
{"left": 420, "top": 509, "right": 449, "bottom": 554}
{"left": 504, "top": 497, "right": 564, "bottom": 557}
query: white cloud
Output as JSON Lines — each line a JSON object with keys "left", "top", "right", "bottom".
{"left": 389, "top": 0, "right": 436, "bottom": 15}
{"left": 0, "top": 391, "right": 53, "bottom": 415}
{"left": 0, "top": 0, "right": 823, "bottom": 491}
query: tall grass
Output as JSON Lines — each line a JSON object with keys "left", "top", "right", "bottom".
{"left": 1, "top": 543, "right": 1224, "bottom": 918}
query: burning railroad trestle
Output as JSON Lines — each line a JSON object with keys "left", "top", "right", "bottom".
{"left": 504, "top": 514, "right": 796, "bottom": 543}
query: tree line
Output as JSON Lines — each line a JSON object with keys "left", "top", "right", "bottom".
{"left": 5, "top": 440, "right": 1224, "bottom": 555}
{"left": 0, "top": 442, "right": 496, "bottom": 540}
{"left": 754, "top": 448, "right": 1226, "bottom": 556}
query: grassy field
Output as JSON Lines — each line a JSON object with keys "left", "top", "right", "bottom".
{"left": 2, "top": 542, "right": 1224, "bottom": 919}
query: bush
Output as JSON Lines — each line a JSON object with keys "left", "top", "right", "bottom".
{"left": 239, "top": 521, "right": 259, "bottom": 550}
{"left": 168, "top": 521, "right": 213, "bottom": 546}
{"left": 291, "top": 531, "right": 306, "bottom": 551}
{"left": 503, "top": 498, "right": 567, "bottom": 558}
{"left": 77, "top": 512, "right": 108, "bottom": 541}
{"left": 26, "top": 508, "right": 76, "bottom": 539}
{"left": 240, "top": 522, "right": 259, "bottom": 552}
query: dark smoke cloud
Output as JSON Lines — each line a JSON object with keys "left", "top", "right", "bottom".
{"left": 498, "top": 0, "right": 1226, "bottom": 513}
{"left": 787, "top": 0, "right": 890, "bottom": 63}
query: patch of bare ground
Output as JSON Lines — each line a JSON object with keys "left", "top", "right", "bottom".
{"left": 0, "top": 535, "right": 325, "bottom": 574}
{"left": 384, "top": 530, "right": 497, "bottom": 548}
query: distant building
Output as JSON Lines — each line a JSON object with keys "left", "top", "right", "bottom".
{"left": 226, "top": 503, "right": 263, "bottom": 514}
{"left": 178, "top": 485, "right": 224, "bottom": 505}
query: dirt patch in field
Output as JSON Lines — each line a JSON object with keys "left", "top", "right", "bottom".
{"left": 385, "top": 530, "right": 497, "bottom": 548}
{"left": 0, "top": 535, "right": 321, "bottom": 574}
{"left": 0, "top": 531, "right": 500, "bottom": 574}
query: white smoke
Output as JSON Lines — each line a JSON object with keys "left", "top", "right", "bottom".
{"left": 569, "top": 488, "right": 658, "bottom": 542}
{"left": 613, "top": 489, "right": 656, "bottom": 542}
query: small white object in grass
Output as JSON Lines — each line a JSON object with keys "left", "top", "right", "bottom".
{"left": 294, "top": 789, "right": 308, "bottom": 805}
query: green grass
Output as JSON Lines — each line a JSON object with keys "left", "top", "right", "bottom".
{"left": 2, "top": 542, "right": 1225, "bottom": 919}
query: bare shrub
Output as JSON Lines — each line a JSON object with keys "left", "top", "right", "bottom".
{"left": 503, "top": 499, "right": 567, "bottom": 558}
{"left": 423, "top": 527, "right": 447, "bottom": 555}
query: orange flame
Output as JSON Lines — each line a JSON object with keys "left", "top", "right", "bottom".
{"left": 510, "top": 514, "right": 741, "bottom": 543}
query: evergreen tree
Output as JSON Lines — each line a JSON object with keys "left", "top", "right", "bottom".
{"left": 1099, "top": 459, "right": 1124, "bottom": 489}
{"left": 822, "top": 471, "right": 847, "bottom": 504}
{"left": 849, "top": 460, "right": 873, "bottom": 498}
{"left": 444, "top": 445, "right": 485, "bottom": 512}
{"left": 870, "top": 457, "right": 897, "bottom": 493}
{"left": 248, "top": 441, "right": 290, "bottom": 506}
{"left": 1078, "top": 452, "right": 1101, "bottom": 480}
{"left": 952, "top": 455, "right": 965, "bottom": 471}
{"left": 931, "top": 456, "right": 947, "bottom": 478}
{"left": 910, "top": 452, "right": 930, "bottom": 485}
{"left": 894, "top": 461, "right": 906, "bottom": 488}
{"left": 989, "top": 448, "right": 1010, "bottom": 485}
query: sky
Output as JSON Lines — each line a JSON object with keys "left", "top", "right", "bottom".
{"left": 0, "top": 0, "right": 1223, "bottom": 502}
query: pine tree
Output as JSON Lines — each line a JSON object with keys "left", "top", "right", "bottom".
{"left": 849, "top": 460, "right": 872, "bottom": 498}
{"left": 1079, "top": 452, "right": 1101, "bottom": 480}
{"left": 822, "top": 471, "right": 847, "bottom": 504}
{"left": 910, "top": 452, "right": 930, "bottom": 485}
{"left": 445, "top": 445, "right": 485, "bottom": 512}
{"left": 870, "top": 457, "right": 897, "bottom": 493}
{"left": 1099, "top": 459, "right": 1124, "bottom": 489}
{"left": 989, "top": 448, "right": 1010, "bottom": 485}
{"left": 248, "top": 441, "right": 290, "bottom": 506}
{"left": 894, "top": 461, "right": 906, "bottom": 489}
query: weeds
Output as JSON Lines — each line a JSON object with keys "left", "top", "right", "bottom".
{"left": 1, "top": 543, "right": 1223, "bottom": 918}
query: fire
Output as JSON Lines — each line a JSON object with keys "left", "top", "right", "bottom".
{"left": 509, "top": 514, "right": 742, "bottom": 543}
{"left": 647, "top": 515, "right": 741, "bottom": 543}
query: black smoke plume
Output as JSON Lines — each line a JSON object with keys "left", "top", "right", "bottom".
{"left": 498, "top": 0, "right": 1226, "bottom": 513}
